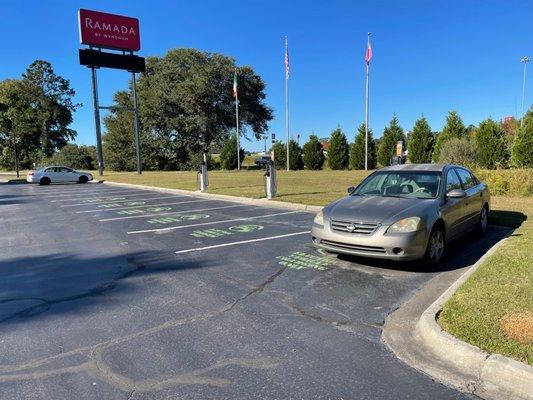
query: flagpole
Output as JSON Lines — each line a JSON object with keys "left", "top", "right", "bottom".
{"left": 235, "top": 69, "right": 241, "bottom": 170}
{"left": 285, "top": 36, "right": 290, "bottom": 171}
{"left": 364, "top": 32, "right": 371, "bottom": 171}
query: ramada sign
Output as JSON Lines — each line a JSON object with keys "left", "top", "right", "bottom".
{"left": 78, "top": 9, "right": 140, "bottom": 52}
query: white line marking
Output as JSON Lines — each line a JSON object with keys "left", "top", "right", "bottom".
{"left": 174, "top": 231, "right": 311, "bottom": 254}
{"left": 98, "top": 204, "right": 252, "bottom": 222}
{"left": 46, "top": 190, "right": 158, "bottom": 201}
{"left": 61, "top": 195, "right": 184, "bottom": 207}
{"left": 76, "top": 199, "right": 208, "bottom": 213}
{"left": 127, "top": 211, "right": 302, "bottom": 234}
{"left": 37, "top": 187, "right": 135, "bottom": 195}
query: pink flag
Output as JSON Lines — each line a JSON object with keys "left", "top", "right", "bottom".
{"left": 365, "top": 36, "right": 372, "bottom": 65}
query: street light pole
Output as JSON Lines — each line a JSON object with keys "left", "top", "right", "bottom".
{"left": 520, "top": 56, "right": 530, "bottom": 127}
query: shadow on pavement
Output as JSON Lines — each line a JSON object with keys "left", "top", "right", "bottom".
{"left": 0, "top": 251, "right": 213, "bottom": 326}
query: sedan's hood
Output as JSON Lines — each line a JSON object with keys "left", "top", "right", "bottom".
{"left": 326, "top": 195, "right": 424, "bottom": 224}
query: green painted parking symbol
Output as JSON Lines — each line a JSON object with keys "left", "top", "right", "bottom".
{"left": 228, "top": 224, "right": 264, "bottom": 233}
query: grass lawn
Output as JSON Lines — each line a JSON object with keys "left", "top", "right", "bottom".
{"left": 439, "top": 197, "right": 532, "bottom": 365}
{"left": 101, "top": 169, "right": 371, "bottom": 206}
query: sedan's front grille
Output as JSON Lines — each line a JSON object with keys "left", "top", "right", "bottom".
{"left": 320, "top": 240, "right": 386, "bottom": 254}
{"left": 331, "top": 220, "right": 379, "bottom": 235}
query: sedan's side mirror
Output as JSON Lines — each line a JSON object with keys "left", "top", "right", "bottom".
{"left": 446, "top": 189, "right": 467, "bottom": 198}
{"left": 347, "top": 186, "right": 355, "bottom": 194}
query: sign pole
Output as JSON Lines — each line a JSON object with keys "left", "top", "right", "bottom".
{"left": 131, "top": 71, "right": 142, "bottom": 174}
{"left": 91, "top": 66, "right": 104, "bottom": 176}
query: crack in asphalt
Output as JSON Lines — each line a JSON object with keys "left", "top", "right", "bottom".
{"left": 0, "top": 263, "right": 288, "bottom": 394}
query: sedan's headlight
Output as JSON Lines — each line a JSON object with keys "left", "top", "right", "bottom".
{"left": 314, "top": 211, "right": 324, "bottom": 225}
{"left": 387, "top": 217, "right": 421, "bottom": 233}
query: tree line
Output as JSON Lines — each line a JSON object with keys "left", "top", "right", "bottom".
{"left": 252, "top": 109, "right": 531, "bottom": 171}
{"left": 0, "top": 60, "right": 79, "bottom": 170}
{"left": 1, "top": 54, "right": 531, "bottom": 172}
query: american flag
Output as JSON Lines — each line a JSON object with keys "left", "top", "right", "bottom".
{"left": 285, "top": 37, "right": 290, "bottom": 79}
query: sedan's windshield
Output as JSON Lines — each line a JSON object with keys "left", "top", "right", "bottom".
{"left": 353, "top": 171, "right": 441, "bottom": 199}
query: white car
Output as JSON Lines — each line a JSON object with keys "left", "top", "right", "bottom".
{"left": 27, "top": 166, "right": 94, "bottom": 185}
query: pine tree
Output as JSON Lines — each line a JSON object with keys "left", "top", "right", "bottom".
{"left": 407, "top": 116, "right": 434, "bottom": 164}
{"left": 220, "top": 134, "right": 245, "bottom": 170}
{"left": 328, "top": 127, "right": 349, "bottom": 170}
{"left": 349, "top": 124, "right": 376, "bottom": 170}
{"left": 302, "top": 135, "right": 325, "bottom": 170}
{"left": 474, "top": 118, "right": 509, "bottom": 169}
{"left": 271, "top": 141, "right": 286, "bottom": 168}
{"left": 287, "top": 139, "right": 304, "bottom": 170}
{"left": 432, "top": 111, "right": 467, "bottom": 162}
{"left": 512, "top": 108, "right": 533, "bottom": 167}
{"left": 377, "top": 115, "right": 405, "bottom": 167}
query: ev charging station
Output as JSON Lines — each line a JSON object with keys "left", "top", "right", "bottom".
{"left": 264, "top": 133, "right": 277, "bottom": 199}
{"left": 198, "top": 153, "right": 209, "bottom": 192}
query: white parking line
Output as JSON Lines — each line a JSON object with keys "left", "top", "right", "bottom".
{"left": 98, "top": 204, "right": 252, "bottom": 222}
{"left": 76, "top": 199, "right": 208, "bottom": 213}
{"left": 46, "top": 190, "right": 154, "bottom": 200}
{"left": 127, "top": 211, "right": 302, "bottom": 234}
{"left": 61, "top": 195, "right": 184, "bottom": 207}
{"left": 174, "top": 231, "right": 311, "bottom": 255}
{"left": 35, "top": 186, "right": 129, "bottom": 194}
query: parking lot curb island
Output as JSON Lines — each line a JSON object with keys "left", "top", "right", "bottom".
{"left": 384, "top": 232, "right": 533, "bottom": 400}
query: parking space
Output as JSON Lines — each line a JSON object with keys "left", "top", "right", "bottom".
{"left": 0, "top": 182, "right": 508, "bottom": 399}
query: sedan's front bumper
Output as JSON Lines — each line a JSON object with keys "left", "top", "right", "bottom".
{"left": 311, "top": 221, "right": 428, "bottom": 261}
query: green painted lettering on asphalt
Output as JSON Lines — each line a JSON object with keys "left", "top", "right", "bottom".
{"left": 276, "top": 251, "right": 329, "bottom": 271}
{"left": 190, "top": 224, "right": 264, "bottom": 238}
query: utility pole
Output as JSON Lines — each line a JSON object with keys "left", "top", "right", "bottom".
{"left": 521, "top": 56, "right": 530, "bottom": 127}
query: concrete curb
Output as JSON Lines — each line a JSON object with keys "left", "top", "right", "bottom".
{"left": 415, "top": 235, "right": 533, "bottom": 400}
{"left": 102, "top": 181, "right": 323, "bottom": 213}
{"left": 384, "top": 228, "right": 533, "bottom": 400}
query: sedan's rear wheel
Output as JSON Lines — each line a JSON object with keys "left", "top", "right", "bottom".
{"left": 424, "top": 226, "right": 445, "bottom": 265}
{"left": 78, "top": 175, "right": 88, "bottom": 184}
{"left": 39, "top": 177, "right": 51, "bottom": 186}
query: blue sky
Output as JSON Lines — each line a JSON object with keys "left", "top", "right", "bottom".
{"left": 1, "top": 0, "right": 532, "bottom": 151}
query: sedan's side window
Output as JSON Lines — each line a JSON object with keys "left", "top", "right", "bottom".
{"left": 456, "top": 168, "right": 475, "bottom": 190}
{"left": 60, "top": 167, "right": 72, "bottom": 173}
{"left": 45, "top": 168, "right": 54, "bottom": 172}
{"left": 446, "top": 170, "right": 462, "bottom": 192}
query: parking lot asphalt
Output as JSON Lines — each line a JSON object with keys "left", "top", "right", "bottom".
{"left": 0, "top": 182, "right": 509, "bottom": 399}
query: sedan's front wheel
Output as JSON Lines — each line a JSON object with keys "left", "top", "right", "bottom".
{"left": 424, "top": 226, "right": 445, "bottom": 265}
{"left": 78, "top": 176, "right": 88, "bottom": 184}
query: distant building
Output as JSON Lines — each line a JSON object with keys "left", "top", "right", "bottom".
{"left": 319, "top": 138, "right": 330, "bottom": 158}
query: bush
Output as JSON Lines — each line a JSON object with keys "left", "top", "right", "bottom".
{"left": 438, "top": 137, "right": 477, "bottom": 168}
{"left": 512, "top": 112, "right": 533, "bottom": 167}
{"left": 474, "top": 169, "right": 533, "bottom": 196}
{"left": 433, "top": 111, "right": 467, "bottom": 162}
{"left": 328, "top": 128, "right": 349, "bottom": 170}
{"left": 349, "top": 123, "right": 376, "bottom": 169}
{"left": 220, "top": 135, "right": 245, "bottom": 170}
{"left": 377, "top": 115, "right": 405, "bottom": 167}
{"left": 474, "top": 118, "right": 509, "bottom": 169}
{"left": 408, "top": 116, "right": 434, "bottom": 164}
{"left": 48, "top": 144, "right": 97, "bottom": 170}
{"left": 302, "top": 135, "right": 324, "bottom": 170}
